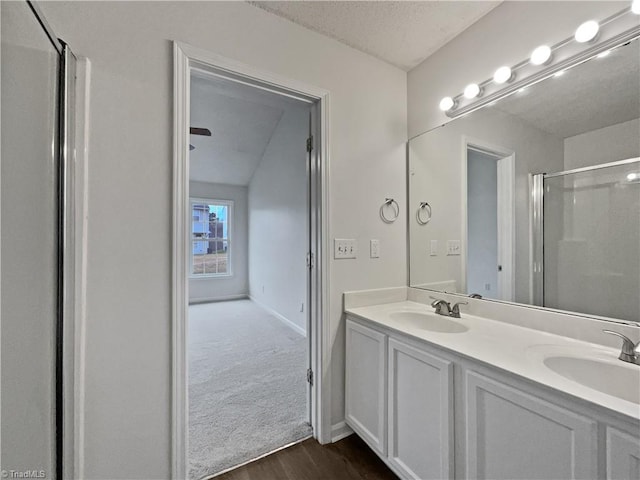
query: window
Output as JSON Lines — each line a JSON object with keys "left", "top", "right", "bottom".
{"left": 190, "top": 199, "right": 232, "bottom": 276}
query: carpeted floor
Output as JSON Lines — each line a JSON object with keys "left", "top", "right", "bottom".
{"left": 188, "top": 299, "right": 312, "bottom": 480}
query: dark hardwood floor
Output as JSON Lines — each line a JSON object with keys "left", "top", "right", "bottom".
{"left": 214, "top": 435, "right": 398, "bottom": 480}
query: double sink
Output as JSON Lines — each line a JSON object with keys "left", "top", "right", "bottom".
{"left": 377, "top": 307, "right": 640, "bottom": 407}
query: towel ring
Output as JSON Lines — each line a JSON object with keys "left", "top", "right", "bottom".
{"left": 416, "top": 202, "right": 432, "bottom": 225}
{"left": 380, "top": 198, "right": 399, "bottom": 223}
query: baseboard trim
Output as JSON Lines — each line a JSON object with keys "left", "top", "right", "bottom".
{"left": 189, "top": 294, "right": 248, "bottom": 305}
{"left": 249, "top": 296, "right": 306, "bottom": 337}
{"left": 331, "top": 421, "right": 353, "bottom": 442}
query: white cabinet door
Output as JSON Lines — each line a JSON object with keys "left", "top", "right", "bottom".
{"left": 388, "top": 338, "right": 454, "bottom": 480}
{"left": 345, "top": 319, "right": 387, "bottom": 455}
{"left": 466, "top": 371, "right": 597, "bottom": 480}
{"left": 607, "top": 426, "right": 640, "bottom": 480}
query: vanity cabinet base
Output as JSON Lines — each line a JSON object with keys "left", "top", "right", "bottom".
{"left": 388, "top": 338, "right": 454, "bottom": 480}
{"left": 344, "top": 315, "right": 640, "bottom": 480}
{"left": 606, "top": 427, "right": 640, "bottom": 480}
{"left": 465, "top": 371, "right": 597, "bottom": 479}
{"left": 345, "top": 320, "right": 387, "bottom": 456}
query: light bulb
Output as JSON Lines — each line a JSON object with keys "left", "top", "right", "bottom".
{"left": 464, "top": 83, "right": 481, "bottom": 99}
{"left": 597, "top": 50, "right": 611, "bottom": 58}
{"left": 631, "top": 0, "right": 640, "bottom": 14}
{"left": 530, "top": 45, "right": 552, "bottom": 65}
{"left": 575, "top": 20, "right": 599, "bottom": 43}
{"left": 493, "top": 66, "right": 513, "bottom": 84}
{"left": 627, "top": 172, "right": 639, "bottom": 181}
{"left": 439, "top": 96, "right": 455, "bottom": 111}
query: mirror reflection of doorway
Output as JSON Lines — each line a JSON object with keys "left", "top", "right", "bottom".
{"left": 466, "top": 145, "right": 514, "bottom": 301}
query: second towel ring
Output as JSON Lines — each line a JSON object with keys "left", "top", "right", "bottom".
{"left": 380, "top": 198, "right": 399, "bottom": 223}
{"left": 416, "top": 201, "right": 432, "bottom": 225}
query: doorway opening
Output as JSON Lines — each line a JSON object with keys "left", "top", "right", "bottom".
{"left": 172, "top": 42, "right": 330, "bottom": 480}
{"left": 464, "top": 143, "right": 514, "bottom": 301}
{"left": 188, "top": 71, "right": 312, "bottom": 479}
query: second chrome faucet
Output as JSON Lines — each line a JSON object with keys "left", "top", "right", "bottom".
{"left": 603, "top": 330, "right": 640, "bottom": 366}
{"left": 430, "top": 297, "right": 467, "bottom": 319}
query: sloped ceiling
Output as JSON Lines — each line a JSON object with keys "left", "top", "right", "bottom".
{"left": 249, "top": 1, "right": 502, "bottom": 71}
{"left": 189, "top": 73, "right": 307, "bottom": 186}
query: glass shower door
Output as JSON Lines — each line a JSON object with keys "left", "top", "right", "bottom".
{"left": 543, "top": 160, "right": 640, "bottom": 322}
{"left": 1, "top": 2, "right": 61, "bottom": 477}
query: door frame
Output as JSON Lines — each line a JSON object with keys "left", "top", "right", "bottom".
{"left": 461, "top": 137, "right": 515, "bottom": 301}
{"left": 171, "top": 41, "right": 331, "bottom": 479}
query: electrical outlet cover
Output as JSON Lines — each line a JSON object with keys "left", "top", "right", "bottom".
{"left": 370, "top": 239, "right": 380, "bottom": 258}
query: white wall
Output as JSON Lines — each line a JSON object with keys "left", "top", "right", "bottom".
{"left": 248, "top": 105, "right": 309, "bottom": 334}
{"left": 564, "top": 118, "right": 640, "bottom": 170}
{"left": 409, "top": 107, "right": 564, "bottom": 304}
{"left": 189, "top": 181, "right": 248, "bottom": 303}
{"left": 40, "top": 2, "right": 407, "bottom": 477}
{"left": 408, "top": 1, "right": 628, "bottom": 137}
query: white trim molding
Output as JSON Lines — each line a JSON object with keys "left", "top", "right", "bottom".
{"left": 72, "top": 56, "right": 91, "bottom": 480}
{"left": 461, "top": 137, "right": 515, "bottom": 301}
{"left": 331, "top": 421, "right": 354, "bottom": 442}
{"left": 188, "top": 197, "right": 234, "bottom": 278}
{"left": 172, "top": 41, "right": 332, "bottom": 480}
{"left": 172, "top": 42, "right": 190, "bottom": 480}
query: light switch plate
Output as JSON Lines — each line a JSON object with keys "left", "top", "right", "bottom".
{"left": 447, "top": 240, "right": 461, "bottom": 256}
{"left": 334, "top": 238, "right": 357, "bottom": 259}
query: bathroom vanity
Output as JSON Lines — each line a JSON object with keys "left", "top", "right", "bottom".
{"left": 344, "top": 11, "right": 640, "bottom": 479}
{"left": 344, "top": 288, "right": 640, "bottom": 480}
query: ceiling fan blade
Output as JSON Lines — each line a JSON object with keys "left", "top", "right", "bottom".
{"left": 190, "top": 127, "right": 211, "bottom": 136}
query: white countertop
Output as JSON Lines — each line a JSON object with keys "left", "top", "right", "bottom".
{"left": 346, "top": 300, "right": 640, "bottom": 421}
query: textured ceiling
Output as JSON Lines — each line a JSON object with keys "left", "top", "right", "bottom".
{"left": 249, "top": 1, "right": 502, "bottom": 71}
{"left": 494, "top": 39, "right": 640, "bottom": 139}
{"left": 190, "top": 73, "right": 308, "bottom": 186}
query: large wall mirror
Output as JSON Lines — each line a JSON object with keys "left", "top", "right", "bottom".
{"left": 408, "top": 36, "right": 639, "bottom": 324}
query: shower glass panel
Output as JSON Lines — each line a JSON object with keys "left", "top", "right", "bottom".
{"left": 543, "top": 160, "right": 640, "bottom": 322}
{"left": 1, "top": 1, "right": 60, "bottom": 477}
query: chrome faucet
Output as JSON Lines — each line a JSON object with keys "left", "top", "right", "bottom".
{"left": 430, "top": 297, "right": 467, "bottom": 318}
{"left": 430, "top": 297, "right": 452, "bottom": 316}
{"left": 603, "top": 330, "right": 640, "bottom": 366}
{"left": 450, "top": 301, "right": 468, "bottom": 319}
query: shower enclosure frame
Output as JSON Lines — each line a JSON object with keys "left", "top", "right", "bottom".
{"left": 531, "top": 157, "right": 640, "bottom": 308}
{"left": 24, "top": 1, "right": 78, "bottom": 478}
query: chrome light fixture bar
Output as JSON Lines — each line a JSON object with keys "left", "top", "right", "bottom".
{"left": 441, "top": 5, "right": 640, "bottom": 118}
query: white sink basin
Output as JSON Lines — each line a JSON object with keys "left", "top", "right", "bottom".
{"left": 389, "top": 311, "right": 469, "bottom": 333}
{"left": 544, "top": 355, "right": 640, "bottom": 404}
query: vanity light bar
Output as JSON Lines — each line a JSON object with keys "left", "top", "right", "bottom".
{"left": 439, "top": 3, "right": 640, "bottom": 117}
{"left": 493, "top": 66, "right": 512, "bottom": 84}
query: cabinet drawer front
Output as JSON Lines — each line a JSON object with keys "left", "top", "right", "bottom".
{"left": 607, "top": 426, "right": 640, "bottom": 480}
{"left": 388, "top": 338, "right": 454, "bottom": 480}
{"left": 466, "top": 371, "right": 597, "bottom": 480}
{"left": 345, "top": 319, "right": 387, "bottom": 455}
